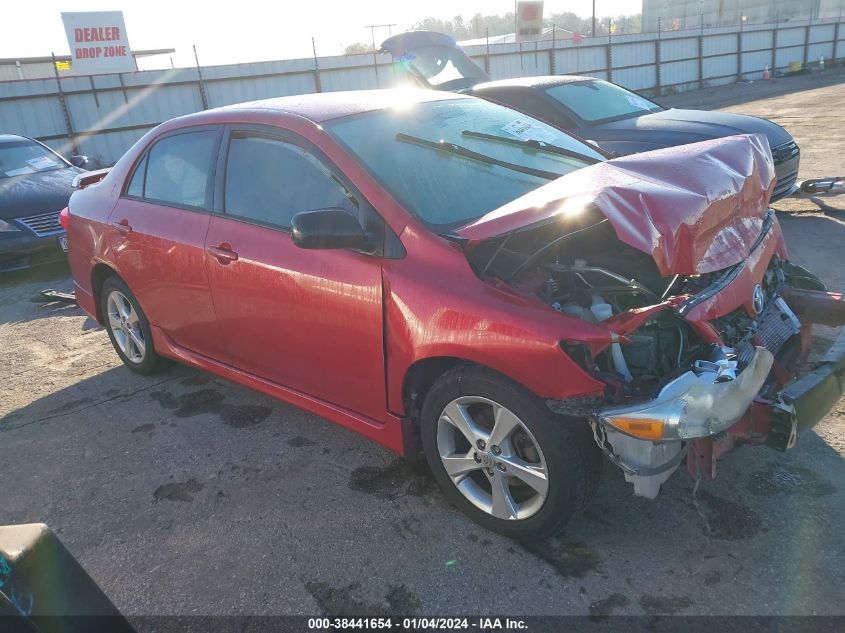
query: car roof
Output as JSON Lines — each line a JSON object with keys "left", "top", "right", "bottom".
{"left": 198, "top": 89, "right": 469, "bottom": 124}
{"left": 472, "top": 75, "right": 597, "bottom": 91}
{"left": 0, "top": 134, "right": 30, "bottom": 144}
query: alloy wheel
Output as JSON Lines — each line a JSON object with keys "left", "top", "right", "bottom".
{"left": 106, "top": 290, "right": 146, "bottom": 364}
{"left": 436, "top": 396, "right": 549, "bottom": 520}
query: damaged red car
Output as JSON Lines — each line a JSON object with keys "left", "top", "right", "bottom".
{"left": 65, "top": 90, "right": 845, "bottom": 540}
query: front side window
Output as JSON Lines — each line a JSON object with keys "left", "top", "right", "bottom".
{"left": 223, "top": 135, "right": 356, "bottom": 230}
{"left": 140, "top": 131, "right": 218, "bottom": 209}
{"left": 545, "top": 80, "right": 662, "bottom": 123}
{"left": 327, "top": 98, "right": 604, "bottom": 231}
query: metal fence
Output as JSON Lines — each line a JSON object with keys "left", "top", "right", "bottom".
{"left": 1, "top": 19, "right": 842, "bottom": 167}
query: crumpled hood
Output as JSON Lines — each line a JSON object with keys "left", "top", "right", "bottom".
{"left": 456, "top": 134, "right": 775, "bottom": 276}
{"left": 0, "top": 168, "right": 80, "bottom": 219}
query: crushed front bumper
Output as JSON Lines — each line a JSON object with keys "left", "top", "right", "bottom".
{"left": 597, "top": 347, "right": 774, "bottom": 441}
{"left": 591, "top": 347, "right": 774, "bottom": 498}
{"left": 768, "top": 329, "right": 845, "bottom": 450}
{"left": 592, "top": 288, "right": 845, "bottom": 497}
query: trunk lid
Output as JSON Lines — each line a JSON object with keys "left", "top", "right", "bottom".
{"left": 455, "top": 134, "right": 775, "bottom": 276}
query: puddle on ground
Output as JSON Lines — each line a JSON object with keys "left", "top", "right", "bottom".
{"left": 305, "top": 581, "right": 421, "bottom": 616}
{"left": 348, "top": 458, "right": 435, "bottom": 500}
{"left": 589, "top": 592, "right": 630, "bottom": 619}
{"left": 639, "top": 593, "right": 692, "bottom": 615}
{"left": 179, "top": 373, "right": 212, "bottom": 386}
{"left": 697, "top": 490, "right": 766, "bottom": 540}
{"left": 288, "top": 436, "right": 316, "bottom": 447}
{"left": 153, "top": 478, "right": 203, "bottom": 502}
{"left": 221, "top": 405, "right": 272, "bottom": 428}
{"left": 520, "top": 538, "right": 601, "bottom": 578}
{"left": 47, "top": 397, "right": 94, "bottom": 414}
{"left": 150, "top": 389, "right": 271, "bottom": 428}
{"left": 747, "top": 462, "right": 836, "bottom": 497}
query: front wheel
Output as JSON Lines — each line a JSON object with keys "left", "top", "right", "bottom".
{"left": 421, "top": 366, "right": 600, "bottom": 541}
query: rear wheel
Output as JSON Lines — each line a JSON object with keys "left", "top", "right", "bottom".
{"left": 421, "top": 365, "right": 599, "bottom": 541}
{"left": 100, "top": 276, "right": 166, "bottom": 375}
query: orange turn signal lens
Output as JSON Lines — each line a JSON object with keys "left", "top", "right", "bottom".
{"left": 606, "top": 417, "right": 666, "bottom": 440}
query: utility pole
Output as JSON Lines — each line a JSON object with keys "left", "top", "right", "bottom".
{"left": 365, "top": 23, "right": 396, "bottom": 87}
{"left": 592, "top": 0, "right": 597, "bottom": 37}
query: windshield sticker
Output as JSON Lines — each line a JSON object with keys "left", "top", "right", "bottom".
{"left": 626, "top": 95, "right": 652, "bottom": 110}
{"left": 5, "top": 167, "right": 36, "bottom": 177}
{"left": 26, "top": 156, "right": 60, "bottom": 170}
{"left": 502, "top": 118, "right": 557, "bottom": 143}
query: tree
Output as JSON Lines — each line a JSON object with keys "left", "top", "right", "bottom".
{"left": 407, "top": 10, "right": 643, "bottom": 43}
{"left": 545, "top": 12, "right": 593, "bottom": 34}
{"left": 411, "top": 13, "right": 516, "bottom": 39}
{"left": 344, "top": 42, "right": 372, "bottom": 55}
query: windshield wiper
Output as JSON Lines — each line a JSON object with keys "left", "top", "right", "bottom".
{"left": 395, "top": 133, "right": 562, "bottom": 181}
{"left": 461, "top": 130, "right": 602, "bottom": 165}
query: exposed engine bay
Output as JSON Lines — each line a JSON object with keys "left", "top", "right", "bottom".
{"left": 471, "top": 213, "right": 792, "bottom": 396}
{"left": 467, "top": 207, "right": 829, "bottom": 498}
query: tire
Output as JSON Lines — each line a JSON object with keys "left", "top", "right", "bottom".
{"left": 100, "top": 276, "right": 166, "bottom": 375}
{"left": 421, "top": 365, "right": 600, "bottom": 541}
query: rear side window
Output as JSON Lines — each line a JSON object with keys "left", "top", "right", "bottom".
{"left": 126, "top": 155, "right": 147, "bottom": 198}
{"left": 223, "top": 135, "right": 357, "bottom": 229}
{"left": 132, "top": 130, "right": 218, "bottom": 209}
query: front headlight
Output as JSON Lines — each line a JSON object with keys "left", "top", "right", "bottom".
{"left": 0, "top": 219, "right": 21, "bottom": 233}
{"left": 598, "top": 347, "right": 774, "bottom": 441}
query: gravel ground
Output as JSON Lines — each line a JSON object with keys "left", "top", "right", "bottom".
{"left": 1, "top": 70, "right": 844, "bottom": 618}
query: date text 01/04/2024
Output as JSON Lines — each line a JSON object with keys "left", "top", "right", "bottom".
{"left": 307, "top": 617, "right": 528, "bottom": 630}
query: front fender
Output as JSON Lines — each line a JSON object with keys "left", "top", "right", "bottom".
{"left": 383, "top": 270, "right": 609, "bottom": 416}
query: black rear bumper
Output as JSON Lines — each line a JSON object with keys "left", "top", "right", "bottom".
{"left": 768, "top": 334, "right": 845, "bottom": 451}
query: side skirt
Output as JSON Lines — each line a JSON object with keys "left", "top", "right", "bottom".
{"left": 150, "top": 325, "right": 413, "bottom": 455}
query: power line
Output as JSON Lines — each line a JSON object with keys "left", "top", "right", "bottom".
{"left": 364, "top": 23, "right": 396, "bottom": 87}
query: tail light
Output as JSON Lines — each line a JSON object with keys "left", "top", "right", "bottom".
{"left": 59, "top": 206, "right": 70, "bottom": 231}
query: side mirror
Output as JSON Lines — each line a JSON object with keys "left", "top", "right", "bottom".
{"left": 291, "top": 208, "right": 374, "bottom": 252}
{"left": 69, "top": 155, "right": 89, "bottom": 168}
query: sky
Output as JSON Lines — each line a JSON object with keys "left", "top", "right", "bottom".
{"left": 3, "top": 0, "right": 641, "bottom": 69}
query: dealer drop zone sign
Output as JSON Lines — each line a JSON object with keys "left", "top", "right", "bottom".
{"left": 61, "top": 11, "right": 135, "bottom": 75}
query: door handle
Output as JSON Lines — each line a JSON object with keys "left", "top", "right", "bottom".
{"left": 112, "top": 219, "right": 132, "bottom": 233}
{"left": 206, "top": 242, "right": 239, "bottom": 264}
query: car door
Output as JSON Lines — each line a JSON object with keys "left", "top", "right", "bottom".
{"left": 204, "top": 127, "right": 386, "bottom": 421}
{"left": 108, "top": 126, "right": 229, "bottom": 362}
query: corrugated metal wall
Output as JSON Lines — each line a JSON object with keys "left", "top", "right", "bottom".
{"left": 1, "top": 19, "right": 841, "bottom": 167}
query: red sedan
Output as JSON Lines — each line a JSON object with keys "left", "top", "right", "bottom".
{"left": 64, "top": 89, "right": 845, "bottom": 540}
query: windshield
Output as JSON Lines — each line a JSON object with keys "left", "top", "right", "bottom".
{"left": 0, "top": 139, "right": 67, "bottom": 179}
{"left": 545, "top": 80, "right": 662, "bottom": 123}
{"left": 327, "top": 98, "right": 604, "bottom": 231}
{"left": 398, "top": 45, "right": 489, "bottom": 88}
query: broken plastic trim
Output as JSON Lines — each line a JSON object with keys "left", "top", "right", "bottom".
{"left": 596, "top": 346, "right": 774, "bottom": 440}
{"left": 591, "top": 421, "right": 691, "bottom": 477}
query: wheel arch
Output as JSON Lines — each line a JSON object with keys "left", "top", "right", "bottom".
{"left": 402, "top": 356, "right": 465, "bottom": 424}
{"left": 401, "top": 356, "right": 542, "bottom": 424}
{"left": 90, "top": 262, "right": 121, "bottom": 324}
